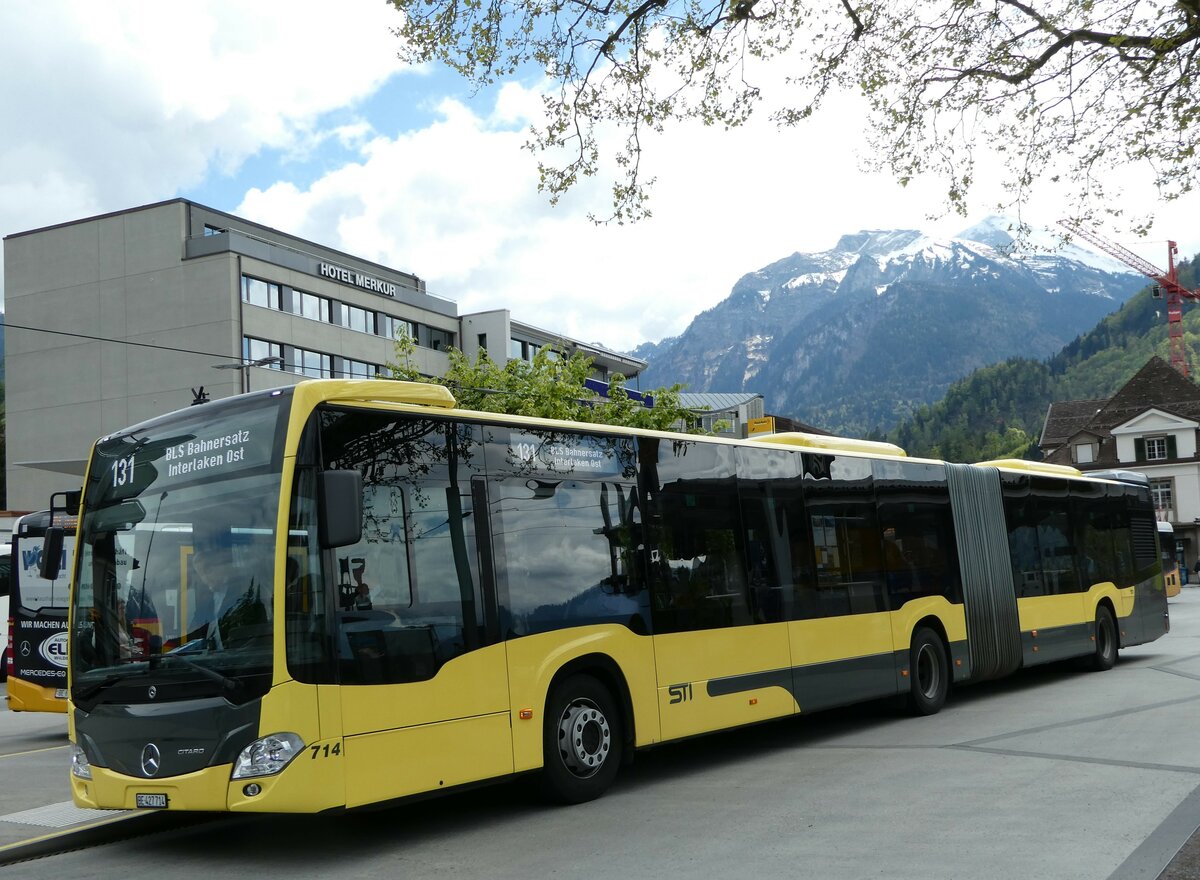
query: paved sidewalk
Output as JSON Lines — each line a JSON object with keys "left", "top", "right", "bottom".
{"left": 0, "top": 683, "right": 132, "bottom": 858}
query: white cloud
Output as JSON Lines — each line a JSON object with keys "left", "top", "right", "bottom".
{"left": 0, "top": 0, "right": 406, "bottom": 247}
{"left": 234, "top": 84, "right": 1000, "bottom": 350}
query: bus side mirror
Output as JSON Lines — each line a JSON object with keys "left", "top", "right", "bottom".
{"left": 40, "top": 527, "right": 65, "bottom": 580}
{"left": 318, "top": 470, "right": 363, "bottom": 549}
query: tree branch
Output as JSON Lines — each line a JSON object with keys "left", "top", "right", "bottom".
{"left": 601, "top": 0, "right": 669, "bottom": 56}
{"left": 840, "top": 0, "right": 865, "bottom": 40}
{"left": 930, "top": 23, "right": 1199, "bottom": 86}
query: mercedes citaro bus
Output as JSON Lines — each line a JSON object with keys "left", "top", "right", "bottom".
{"left": 62, "top": 380, "right": 1169, "bottom": 813}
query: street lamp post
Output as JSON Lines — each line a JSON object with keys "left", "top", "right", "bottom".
{"left": 211, "top": 355, "right": 284, "bottom": 394}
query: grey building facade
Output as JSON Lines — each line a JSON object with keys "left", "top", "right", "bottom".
{"left": 459, "top": 308, "right": 644, "bottom": 384}
{"left": 3, "top": 199, "right": 642, "bottom": 510}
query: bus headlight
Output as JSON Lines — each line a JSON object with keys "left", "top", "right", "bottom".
{"left": 231, "top": 733, "right": 305, "bottom": 779}
{"left": 71, "top": 743, "right": 93, "bottom": 780}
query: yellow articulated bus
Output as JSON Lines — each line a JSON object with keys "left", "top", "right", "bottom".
{"left": 62, "top": 380, "right": 1169, "bottom": 812}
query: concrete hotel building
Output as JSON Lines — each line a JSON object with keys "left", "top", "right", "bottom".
{"left": 3, "top": 199, "right": 644, "bottom": 510}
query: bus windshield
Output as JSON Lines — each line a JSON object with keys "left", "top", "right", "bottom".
{"left": 70, "top": 392, "right": 290, "bottom": 706}
{"left": 8, "top": 508, "right": 76, "bottom": 709}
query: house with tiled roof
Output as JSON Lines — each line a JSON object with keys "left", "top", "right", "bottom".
{"left": 1040, "top": 356, "right": 1200, "bottom": 569}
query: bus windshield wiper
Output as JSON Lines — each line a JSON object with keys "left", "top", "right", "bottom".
{"left": 74, "top": 673, "right": 127, "bottom": 703}
{"left": 73, "top": 658, "right": 153, "bottom": 701}
{"left": 159, "top": 653, "right": 246, "bottom": 701}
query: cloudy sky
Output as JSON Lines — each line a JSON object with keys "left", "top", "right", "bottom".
{"left": 2, "top": 1, "right": 1198, "bottom": 353}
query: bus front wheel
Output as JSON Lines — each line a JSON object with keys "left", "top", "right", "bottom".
{"left": 540, "top": 674, "right": 623, "bottom": 804}
{"left": 1090, "top": 606, "right": 1118, "bottom": 671}
{"left": 907, "top": 628, "right": 949, "bottom": 716}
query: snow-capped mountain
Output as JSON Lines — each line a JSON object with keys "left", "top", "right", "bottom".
{"left": 635, "top": 217, "right": 1145, "bottom": 434}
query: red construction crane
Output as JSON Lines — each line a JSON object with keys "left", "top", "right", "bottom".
{"left": 1059, "top": 219, "right": 1200, "bottom": 377}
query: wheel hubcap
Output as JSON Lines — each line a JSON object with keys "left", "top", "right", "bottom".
{"left": 916, "top": 643, "right": 941, "bottom": 699}
{"left": 557, "top": 698, "right": 611, "bottom": 778}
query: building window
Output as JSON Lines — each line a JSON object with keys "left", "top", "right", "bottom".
{"left": 243, "top": 337, "right": 282, "bottom": 366}
{"left": 242, "top": 276, "right": 282, "bottom": 310}
{"left": 1073, "top": 442, "right": 1095, "bottom": 464}
{"left": 203, "top": 224, "right": 225, "bottom": 236}
{"left": 420, "top": 325, "right": 454, "bottom": 352}
{"left": 339, "top": 302, "right": 371, "bottom": 333}
{"left": 342, "top": 359, "right": 377, "bottom": 379}
{"left": 291, "top": 347, "right": 332, "bottom": 379}
{"left": 376, "top": 314, "right": 415, "bottom": 341}
{"left": 510, "top": 338, "right": 527, "bottom": 360}
{"left": 1150, "top": 478, "right": 1173, "bottom": 512}
{"left": 1146, "top": 436, "right": 1168, "bottom": 461}
{"left": 291, "top": 289, "right": 331, "bottom": 323}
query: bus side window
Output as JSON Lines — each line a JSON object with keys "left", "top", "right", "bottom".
{"left": 1031, "top": 478, "right": 1080, "bottom": 595}
{"left": 1003, "top": 476, "right": 1045, "bottom": 597}
{"left": 802, "top": 454, "right": 885, "bottom": 617}
{"left": 644, "top": 438, "right": 752, "bottom": 634}
{"left": 736, "top": 446, "right": 807, "bottom": 624}
{"left": 875, "top": 460, "right": 961, "bottom": 608}
{"left": 1071, "top": 481, "right": 1112, "bottom": 587}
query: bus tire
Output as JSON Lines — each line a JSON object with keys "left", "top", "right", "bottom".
{"left": 907, "top": 627, "right": 949, "bottom": 716}
{"left": 1090, "top": 606, "right": 1118, "bottom": 671}
{"left": 540, "top": 674, "right": 623, "bottom": 804}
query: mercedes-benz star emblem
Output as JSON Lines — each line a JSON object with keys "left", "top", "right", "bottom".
{"left": 19, "top": 641, "right": 31, "bottom": 657}
{"left": 141, "top": 743, "right": 162, "bottom": 777}
{"left": 148, "top": 685, "right": 157, "bottom": 700}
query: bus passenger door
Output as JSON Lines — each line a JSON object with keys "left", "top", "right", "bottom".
{"left": 789, "top": 454, "right": 897, "bottom": 712}
{"left": 319, "top": 414, "right": 513, "bottom": 809}
{"left": 1010, "top": 483, "right": 1087, "bottom": 663}
{"left": 646, "top": 441, "right": 795, "bottom": 742}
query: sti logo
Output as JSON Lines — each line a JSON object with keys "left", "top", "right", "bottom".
{"left": 38, "top": 632, "right": 70, "bottom": 669}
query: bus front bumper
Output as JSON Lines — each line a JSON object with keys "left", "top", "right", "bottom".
{"left": 72, "top": 764, "right": 235, "bottom": 812}
{"left": 6, "top": 677, "right": 68, "bottom": 713}
{"left": 71, "top": 753, "right": 345, "bottom": 814}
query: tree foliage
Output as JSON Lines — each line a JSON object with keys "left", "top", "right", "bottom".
{"left": 386, "top": 334, "right": 706, "bottom": 431}
{"left": 389, "top": 0, "right": 1200, "bottom": 226}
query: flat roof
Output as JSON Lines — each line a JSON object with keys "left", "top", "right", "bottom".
{"left": 5, "top": 197, "right": 429, "bottom": 296}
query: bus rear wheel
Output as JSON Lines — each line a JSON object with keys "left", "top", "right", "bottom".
{"left": 1090, "top": 606, "right": 1118, "bottom": 671}
{"left": 907, "top": 628, "right": 949, "bottom": 716}
{"left": 540, "top": 674, "right": 623, "bottom": 804}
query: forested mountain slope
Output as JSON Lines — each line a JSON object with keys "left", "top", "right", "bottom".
{"left": 888, "top": 256, "right": 1199, "bottom": 462}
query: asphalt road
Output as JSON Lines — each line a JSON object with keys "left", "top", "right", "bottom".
{"left": 3, "top": 592, "right": 1200, "bottom": 879}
